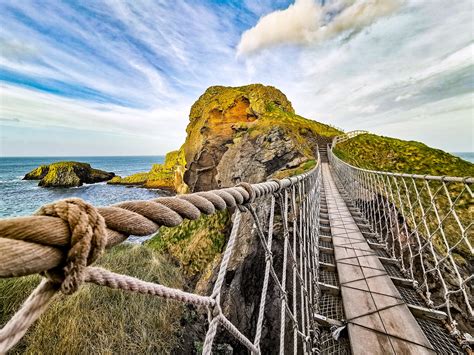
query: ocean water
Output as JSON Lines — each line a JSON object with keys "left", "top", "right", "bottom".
{"left": 452, "top": 152, "right": 474, "bottom": 163}
{"left": 0, "top": 156, "right": 166, "bottom": 218}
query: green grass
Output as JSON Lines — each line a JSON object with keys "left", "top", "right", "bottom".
{"left": 1, "top": 244, "right": 185, "bottom": 354}
{"left": 334, "top": 133, "right": 473, "bottom": 264}
{"left": 146, "top": 211, "right": 230, "bottom": 276}
{"left": 273, "top": 159, "right": 317, "bottom": 179}
{"left": 108, "top": 172, "right": 150, "bottom": 185}
{"left": 333, "top": 134, "right": 474, "bottom": 177}
{"left": 107, "top": 149, "right": 187, "bottom": 190}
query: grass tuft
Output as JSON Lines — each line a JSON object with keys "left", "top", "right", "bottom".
{"left": 147, "top": 211, "right": 230, "bottom": 276}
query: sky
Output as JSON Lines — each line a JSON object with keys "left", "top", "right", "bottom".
{"left": 0, "top": 0, "right": 472, "bottom": 156}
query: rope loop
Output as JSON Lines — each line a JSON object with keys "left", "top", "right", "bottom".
{"left": 237, "top": 182, "right": 256, "bottom": 203}
{"left": 269, "top": 178, "right": 283, "bottom": 193}
{"left": 36, "top": 198, "right": 107, "bottom": 295}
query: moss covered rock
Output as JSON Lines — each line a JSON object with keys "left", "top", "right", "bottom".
{"left": 183, "top": 83, "right": 341, "bottom": 191}
{"left": 23, "top": 161, "right": 115, "bottom": 187}
{"left": 107, "top": 172, "right": 150, "bottom": 186}
{"left": 108, "top": 149, "right": 188, "bottom": 193}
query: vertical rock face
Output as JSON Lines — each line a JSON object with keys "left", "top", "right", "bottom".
{"left": 180, "top": 84, "right": 341, "bottom": 352}
{"left": 183, "top": 84, "right": 339, "bottom": 192}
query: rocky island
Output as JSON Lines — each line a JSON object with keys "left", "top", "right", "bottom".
{"left": 23, "top": 161, "right": 115, "bottom": 187}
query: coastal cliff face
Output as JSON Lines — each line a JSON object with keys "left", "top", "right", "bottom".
{"left": 183, "top": 84, "right": 340, "bottom": 191}
{"left": 23, "top": 162, "right": 114, "bottom": 187}
{"left": 109, "top": 84, "right": 339, "bottom": 194}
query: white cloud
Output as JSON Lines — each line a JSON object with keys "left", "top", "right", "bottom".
{"left": 238, "top": 0, "right": 322, "bottom": 55}
{"left": 395, "top": 93, "right": 412, "bottom": 102}
{"left": 237, "top": 0, "right": 403, "bottom": 55}
{"left": 348, "top": 104, "right": 379, "bottom": 114}
{"left": 0, "top": 84, "right": 189, "bottom": 142}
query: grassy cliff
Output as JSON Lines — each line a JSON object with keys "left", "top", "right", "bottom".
{"left": 108, "top": 149, "right": 188, "bottom": 193}
{"left": 333, "top": 134, "right": 474, "bottom": 177}
{"left": 334, "top": 133, "right": 473, "bottom": 263}
{"left": 111, "top": 84, "right": 341, "bottom": 192}
{"left": 184, "top": 84, "right": 341, "bottom": 167}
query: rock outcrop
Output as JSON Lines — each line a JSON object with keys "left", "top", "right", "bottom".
{"left": 23, "top": 162, "right": 115, "bottom": 187}
{"left": 108, "top": 149, "right": 188, "bottom": 193}
{"left": 183, "top": 84, "right": 340, "bottom": 192}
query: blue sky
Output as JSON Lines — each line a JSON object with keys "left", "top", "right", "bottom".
{"left": 1, "top": 0, "right": 472, "bottom": 156}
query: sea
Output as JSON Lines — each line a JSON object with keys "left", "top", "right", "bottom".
{"left": 453, "top": 152, "right": 474, "bottom": 163}
{"left": 0, "top": 156, "right": 166, "bottom": 218}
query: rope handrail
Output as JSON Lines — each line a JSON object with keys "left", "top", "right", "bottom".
{"left": 328, "top": 132, "right": 473, "bottom": 336}
{"left": 0, "top": 152, "right": 323, "bottom": 354}
{"left": 331, "top": 129, "right": 368, "bottom": 146}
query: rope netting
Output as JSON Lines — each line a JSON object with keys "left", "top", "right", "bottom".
{"left": 0, "top": 155, "right": 323, "bottom": 354}
{"left": 329, "top": 133, "right": 473, "bottom": 336}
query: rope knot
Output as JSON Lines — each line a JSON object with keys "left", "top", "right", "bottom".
{"left": 211, "top": 303, "right": 223, "bottom": 318}
{"left": 35, "top": 198, "right": 107, "bottom": 295}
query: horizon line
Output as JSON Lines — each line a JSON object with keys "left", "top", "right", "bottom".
{"left": 0, "top": 154, "right": 167, "bottom": 158}
{"left": 1, "top": 152, "right": 473, "bottom": 159}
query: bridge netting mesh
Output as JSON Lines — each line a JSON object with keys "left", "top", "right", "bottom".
{"left": 0, "top": 153, "right": 323, "bottom": 354}
{"left": 329, "top": 135, "right": 473, "bottom": 335}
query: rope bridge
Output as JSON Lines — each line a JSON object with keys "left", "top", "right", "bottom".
{"left": 0, "top": 131, "right": 472, "bottom": 354}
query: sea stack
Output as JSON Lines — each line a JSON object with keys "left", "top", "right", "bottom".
{"left": 23, "top": 161, "right": 115, "bottom": 187}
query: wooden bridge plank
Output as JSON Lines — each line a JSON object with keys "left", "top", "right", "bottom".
{"left": 321, "top": 163, "right": 435, "bottom": 355}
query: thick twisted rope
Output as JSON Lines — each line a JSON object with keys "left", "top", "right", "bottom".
{"left": 0, "top": 186, "right": 253, "bottom": 278}
{"left": 38, "top": 198, "right": 107, "bottom": 294}
{"left": 1, "top": 198, "right": 108, "bottom": 353}
{"left": 0, "top": 280, "right": 59, "bottom": 352}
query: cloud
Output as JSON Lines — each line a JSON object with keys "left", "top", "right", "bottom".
{"left": 348, "top": 104, "right": 378, "bottom": 114}
{"left": 237, "top": 0, "right": 403, "bottom": 55}
{"left": 0, "top": 84, "right": 189, "bottom": 141}
{"left": 395, "top": 93, "right": 412, "bottom": 102}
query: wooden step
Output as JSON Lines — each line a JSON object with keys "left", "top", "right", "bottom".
{"left": 320, "top": 262, "right": 336, "bottom": 272}
{"left": 318, "top": 282, "right": 340, "bottom": 295}
{"left": 407, "top": 304, "right": 447, "bottom": 321}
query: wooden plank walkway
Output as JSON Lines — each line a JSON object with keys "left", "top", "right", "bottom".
{"left": 321, "top": 163, "right": 436, "bottom": 355}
